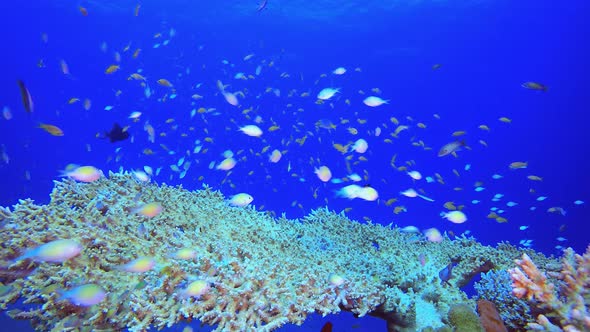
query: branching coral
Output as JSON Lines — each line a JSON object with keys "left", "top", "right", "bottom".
{"left": 0, "top": 172, "right": 564, "bottom": 331}
{"left": 474, "top": 270, "right": 535, "bottom": 330}
{"left": 509, "top": 247, "right": 590, "bottom": 331}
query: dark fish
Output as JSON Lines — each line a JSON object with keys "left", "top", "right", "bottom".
{"left": 257, "top": 0, "right": 268, "bottom": 11}
{"left": 320, "top": 322, "right": 333, "bottom": 332}
{"left": 17, "top": 80, "right": 34, "bottom": 113}
{"left": 438, "top": 262, "right": 457, "bottom": 285}
{"left": 103, "top": 123, "right": 129, "bottom": 143}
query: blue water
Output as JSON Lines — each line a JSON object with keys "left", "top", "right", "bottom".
{"left": 1, "top": 0, "right": 588, "bottom": 331}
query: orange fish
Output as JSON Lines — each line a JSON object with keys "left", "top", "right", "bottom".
{"left": 134, "top": 4, "right": 141, "bottom": 16}
{"left": 79, "top": 6, "right": 88, "bottom": 16}
{"left": 38, "top": 123, "right": 64, "bottom": 136}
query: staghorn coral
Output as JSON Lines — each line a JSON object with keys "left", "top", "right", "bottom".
{"left": 509, "top": 248, "right": 590, "bottom": 331}
{"left": 0, "top": 172, "right": 561, "bottom": 332}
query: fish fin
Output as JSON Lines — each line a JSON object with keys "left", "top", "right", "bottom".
{"left": 458, "top": 140, "right": 470, "bottom": 151}
{"left": 58, "top": 164, "right": 79, "bottom": 178}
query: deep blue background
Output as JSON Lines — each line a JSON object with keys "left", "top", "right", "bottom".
{"left": 1, "top": 0, "right": 588, "bottom": 331}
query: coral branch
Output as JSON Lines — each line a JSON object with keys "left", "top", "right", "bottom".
{"left": 509, "top": 247, "right": 590, "bottom": 331}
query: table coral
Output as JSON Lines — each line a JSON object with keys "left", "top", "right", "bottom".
{"left": 0, "top": 172, "right": 564, "bottom": 331}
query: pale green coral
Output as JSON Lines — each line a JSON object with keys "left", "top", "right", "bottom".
{"left": 0, "top": 173, "right": 559, "bottom": 331}
{"left": 448, "top": 303, "right": 485, "bottom": 332}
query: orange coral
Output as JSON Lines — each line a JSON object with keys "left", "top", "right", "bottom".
{"left": 508, "top": 253, "right": 555, "bottom": 303}
{"left": 509, "top": 246, "right": 590, "bottom": 331}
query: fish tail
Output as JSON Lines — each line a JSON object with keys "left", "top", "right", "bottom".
{"left": 8, "top": 252, "right": 29, "bottom": 266}
{"left": 58, "top": 164, "right": 79, "bottom": 178}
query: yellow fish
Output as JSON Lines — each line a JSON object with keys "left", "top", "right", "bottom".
{"left": 443, "top": 201, "right": 457, "bottom": 210}
{"left": 157, "top": 79, "right": 173, "bottom": 87}
{"left": 128, "top": 73, "right": 146, "bottom": 81}
{"left": 495, "top": 217, "right": 508, "bottom": 223}
{"left": 384, "top": 198, "right": 397, "bottom": 206}
{"left": 527, "top": 175, "right": 543, "bottom": 181}
{"left": 393, "top": 206, "right": 406, "bottom": 214}
{"left": 509, "top": 161, "right": 528, "bottom": 169}
{"left": 333, "top": 143, "right": 348, "bottom": 153}
{"left": 105, "top": 65, "right": 120, "bottom": 74}
{"left": 521, "top": 82, "right": 547, "bottom": 91}
{"left": 38, "top": 123, "right": 64, "bottom": 136}
{"left": 499, "top": 117, "right": 512, "bottom": 123}
{"left": 295, "top": 135, "right": 307, "bottom": 146}
{"left": 452, "top": 131, "right": 466, "bottom": 137}
{"left": 487, "top": 212, "right": 499, "bottom": 219}
{"left": 393, "top": 125, "right": 409, "bottom": 137}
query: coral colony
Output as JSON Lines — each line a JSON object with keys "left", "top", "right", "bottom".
{"left": 0, "top": 172, "right": 588, "bottom": 331}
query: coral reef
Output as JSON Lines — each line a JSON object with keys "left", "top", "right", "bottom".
{"left": 474, "top": 270, "right": 535, "bottom": 330}
{"left": 509, "top": 248, "right": 590, "bottom": 331}
{"left": 0, "top": 172, "right": 564, "bottom": 331}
